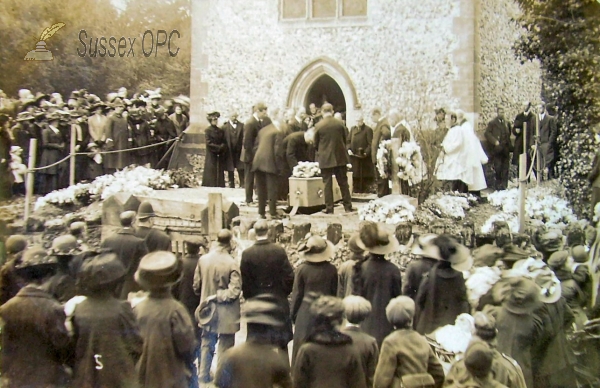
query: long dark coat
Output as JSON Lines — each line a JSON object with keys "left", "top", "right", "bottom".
{"left": 485, "top": 116, "right": 512, "bottom": 155}
{"left": 252, "top": 124, "right": 279, "bottom": 175}
{"left": 202, "top": 125, "right": 228, "bottom": 187}
{"left": 402, "top": 257, "right": 437, "bottom": 300}
{"left": 134, "top": 295, "right": 197, "bottom": 388}
{"left": 130, "top": 118, "right": 157, "bottom": 167}
{"left": 371, "top": 119, "right": 391, "bottom": 165}
{"left": 134, "top": 226, "right": 172, "bottom": 253}
{"left": 223, "top": 120, "right": 244, "bottom": 171}
{"left": 241, "top": 115, "right": 262, "bottom": 164}
{"left": 241, "top": 239, "right": 295, "bottom": 347}
{"left": 173, "top": 253, "right": 201, "bottom": 321}
{"left": 532, "top": 298, "right": 577, "bottom": 388}
{"left": 356, "top": 254, "right": 402, "bottom": 347}
{"left": 348, "top": 124, "right": 374, "bottom": 179}
{"left": 0, "top": 286, "right": 71, "bottom": 387}
{"left": 512, "top": 111, "right": 535, "bottom": 165}
{"left": 214, "top": 340, "right": 292, "bottom": 388}
{"left": 293, "top": 329, "right": 367, "bottom": 388}
{"left": 71, "top": 294, "right": 143, "bottom": 388}
{"left": 314, "top": 116, "right": 349, "bottom": 169}
{"left": 290, "top": 261, "right": 338, "bottom": 363}
{"left": 100, "top": 228, "right": 148, "bottom": 299}
{"left": 105, "top": 113, "right": 132, "bottom": 170}
{"left": 73, "top": 122, "right": 91, "bottom": 182}
{"left": 414, "top": 261, "right": 469, "bottom": 335}
{"left": 283, "top": 131, "right": 311, "bottom": 173}
{"left": 39, "top": 126, "right": 65, "bottom": 175}
{"left": 495, "top": 305, "right": 544, "bottom": 388}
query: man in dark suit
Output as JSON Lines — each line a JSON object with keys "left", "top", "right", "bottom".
{"left": 241, "top": 102, "right": 270, "bottom": 205}
{"left": 314, "top": 103, "right": 354, "bottom": 214}
{"left": 70, "top": 109, "right": 91, "bottom": 183}
{"left": 223, "top": 110, "right": 245, "bottom": 188}
{"left": 536, "top": 102, "right": 558, "bottom": 180}
{"left": 252, "top": 120, "right": 280, "bottom": 219}
{"left": 348, "top": 116, "right": 373, "bottom": 193}
{"left": 371, "top": 108, "right": 391, "bottom": 197}
{"left": 284, "top": 129, "right": 314, "bottom": 172}
{"left": 240, "top": 220, "right": 294, "bottom": 353}
{"left": 134, "top": 201, "right": 172, "bottom": 252}
{"left": 512, "top": 101, "right": 535, "bottom": 169}
{"left": 101, "top": 211, "right": 148, "bottom": 299}
{"left": 288, "top": 107, "right": 309, "bottom": 133}
{"left": 484, "top": 106, "right": 512, "bottom": 190}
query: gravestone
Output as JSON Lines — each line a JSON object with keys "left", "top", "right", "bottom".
{"left": 327, "top": 223, "right": 343, "bottom": 245}
{"left": 293, "top": 222, "right": 312, "bottom": 244}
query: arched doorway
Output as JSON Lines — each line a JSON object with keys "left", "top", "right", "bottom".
{"left": 287, "top": 57, "right": 361, "bottom": 126}
{"left": 305, "top": 74, "right": 346, "bottom": 115}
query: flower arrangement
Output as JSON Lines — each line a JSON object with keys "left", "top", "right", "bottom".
{"left": 292, "top": 162, "right": 321, "bottom": 178}
{"left": 35, "top": 166, "right": 175, "bottom": 211}
{"left": 480, "top": 212, "right": 520, "bottom": 234}
{"left": 395, "top": 141, "right": 424, "bottom": 186}
{"left": 419, "top": 192, "right": 478, "bottom": 221}
{"left": 484, "top": 186, "right": 577, "bottom": 232}
{"left": 376, "top": 140, "right": 392, "bottom": 179}
{"left": 465, "top": 266, "right": 502, "bottom": 309}
{"left": 359, "top": 196, "right": 416, "bottom": 225}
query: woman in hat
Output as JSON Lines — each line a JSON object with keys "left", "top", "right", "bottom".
{"left": 104, "top": 101, "right": 132, "bottom": 174}
{"left": 39, "top": 112, "right": 66, "bottom": 193}
{"left": 293, "top": 295, "right": 367, "bottom": 388}
{"left": 45, "top": 234, "right": 83, "bottom": 302}
{"left": 374, "top": 296, "right": 444, "bottom": 388}
{"left": 352, "top": 222, "right": 402, "bottom": 347}
{"left": 169, "top": 103, "right": 189, "bottom": 136}
{"left": 337, "top": 233, "right": 365, "bottom": 298}
{"left": 203, "top": 111, "right": 228, "bottom": 187}
{"left": 414, "top": 234, "right": 471, "bottom": 335}
{"left": 0, "top": 246, "right": 71, "bottom": 387}
{"left": 215, "top": 294, "right": 292, "bottom": 388}
{"left": 70, "top": 251, "right": 143, "bottom": 387}
{"left": 290, "top": 235, "right": 338, "bottom": 364}
{"left": 494, "top": 277, "right": 545, "bottom": 388}
{"left": 134, "top": 251, "right": 197, "bottom": 388}
{"left": 403, "top": 234, "right": 440, "bottom": 300}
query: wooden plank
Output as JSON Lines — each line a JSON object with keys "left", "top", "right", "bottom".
{"left": 208, "top": 192, "right": 223, "bottom": 237}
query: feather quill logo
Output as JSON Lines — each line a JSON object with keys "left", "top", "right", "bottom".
{"left": 24, "top": 22, "right": 65, "bottom": 61}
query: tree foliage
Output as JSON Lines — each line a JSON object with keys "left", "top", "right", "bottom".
{"left": 514, "top": 0, "right": 600, "bottom": 217}
{"left": 0, "top": 0, "right": 190, "bottom": 99}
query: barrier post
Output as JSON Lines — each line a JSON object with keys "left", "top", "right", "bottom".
{"left": 70, "top": 124, "right": 76, "bottom": 186}
{"left": 24, "top": 139, "right": 38, "bottom": 222}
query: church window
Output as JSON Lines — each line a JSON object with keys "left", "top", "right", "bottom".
{"left": 281, "top": 0, "right": 367, "bottom": 20}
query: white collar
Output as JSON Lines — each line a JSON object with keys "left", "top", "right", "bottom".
{"left": 253, "top": 113, "right": 260, "bottom": 121}
{"left": 230, "top": 120, "right": 237, "bottom": 127}
{"left": 256, "top": 236, "right": 269, "bottom": 241}
{"left": 49, "top": 125, "right": 60, "bottom": 134}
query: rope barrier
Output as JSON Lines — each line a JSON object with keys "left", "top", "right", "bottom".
{"left": 28, "top": 138, "right": 178, "bottom": 172}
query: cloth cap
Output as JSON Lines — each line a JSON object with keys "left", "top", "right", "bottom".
{"left": 309, "top": 295, "right": 344, "bottom": 322}
{"left": 386, "top": 296, "right": 415, "bottom": 327}
{"left": 342, "top": 295, "right": 372, "bottom": 323}
{"left": 155, "top": 106, "right": 166, "bottom": 115}
{"left": 50, "top": 235, "right": 82, "bottom": 256}
{"left": 120, "top": 210, "right": 136, "bottom": 226}
{"left": 464, "top": 342, "right": 494, "bottom": 378}
{"left": 207, "top": 111, "right": 220, "bottom": 120}
{"left": 5, "top": 235, "right": 27, "bottom": 254}
{"left": 137, "top": 201, "right": 156, "bottom": 219}
{"left": 570, "top": 245, "right": 588, "bottom": 263}
{"left": 243, "top": 294, "right": 286, "bottom": 326}
{"left": 548, "top": 250, "right": 569, "bottom": 269}
{"left": 135, "top": 251, "right": 183, "bottom": 289}
{"left": 79, "top": 251, "right": 126, "bottom": 291}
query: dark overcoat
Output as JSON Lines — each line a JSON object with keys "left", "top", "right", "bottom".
{"left": 512, "top": 111, "right": 535, "bottom": 165}
{"left": 202, "top": 125, "right": 228, "bottom": 187}
{"left": 290, "top": 261, "right": 338, "bottom": 363}
{"left": 373, "top": 329, "right": 445, "bottom": 388}
{"left": 169, "top": 113, "right": 189, "bottom": 136}
{"left": 155, "top": 117, "right": 177, "bottom": 141}
{"left": 39, "top": 126, "right": 65, "bottom": 175}
{"left": 0, "top": 286, "right": 71, "bottom": 387}
{"left": 241, "top": 115, "right": 262, "bottom": 164}
{"left": 100, "top": 228, "right": 148, "bottom": 299}
{"left": 223, "top": 120, "right": 244, "bottom": 171}
{"left": 356, "top": 255, "right": 402, "bottom": 347}
{"left": 293, "top": 330, "right": 367, "bottom": 388}
{"left": 241, "top": 239, "right": 295, "bottom": 346}
{"left": 134, "top": 226, "right": 172, "bottom": 253}
{"left": 314, "top": 116, "right": 348, "bottom": 169}
{"left": 71, "top": 295, "right": 143, "bottom": 388}
{"left": 280, "top": 131, "right": 311, "bottom": 177}
{"left": 105, "top": 113, "right": 132, "bottom": 170}
{"left": 485, "top": 116, "right": 512, "bottom": 155}
{"left": 348, "top": 124, "right": 374, "bottom": 179}
{"left": 134, "top": 295, "right": 197, "bottom": 388}
{"left": 252, "top": 124, "right": 279, "bottom": 175}
{"left": 214, "top": 340, "right": 292, "bottom": 388}
{"left": 130, "top": 118, "right": 157, "bottom": 166}
{"left": 342, "top": 326, "right": 379, "bottom": 388}
{"left": 289, "top": 117, "right": 308, "bottom": 133}
{"left": 173, "top": 253, "right": 201, "bottom": 321}
{"left": 371, "top": 119, "right": 391, "bottom": 165}
{"left": 414, "top": 262, "right": 469, "bottom": 336}
{"left": 402, "top": 257, "right": 437, "bottom": 300}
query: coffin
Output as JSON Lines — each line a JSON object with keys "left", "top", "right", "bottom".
{"left": 289, "top": 172, "right": 353, "bottom": 207}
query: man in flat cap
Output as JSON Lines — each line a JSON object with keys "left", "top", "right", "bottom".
{"left": 202, "top": 112, "right": 229, "bottom": 187}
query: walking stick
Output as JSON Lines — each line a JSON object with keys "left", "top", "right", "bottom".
{"left": 156, "top": 140, "right": 177, "bottom": 169}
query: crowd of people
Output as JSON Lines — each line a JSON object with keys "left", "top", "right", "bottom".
{"left": 1, "top": 195, "right": 598, "bottom": 387}
{"left": 0, "top": 87, "right": 190, "bottom": 198}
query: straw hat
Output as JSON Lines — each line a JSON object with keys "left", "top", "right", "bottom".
{"left": 14, "top": 246, "right": 57, "bottom": 276}
{"left": 356, "top": 222, "right": 400, "bottom": 255}
{"left": 410, "top": 233, "right": 441, "bottom": 260}
{"left": 504, "top": 277, "right": 542, "bottom": 315}
{"left": 299, "top": 236, "right": 335, "bottom": 262}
